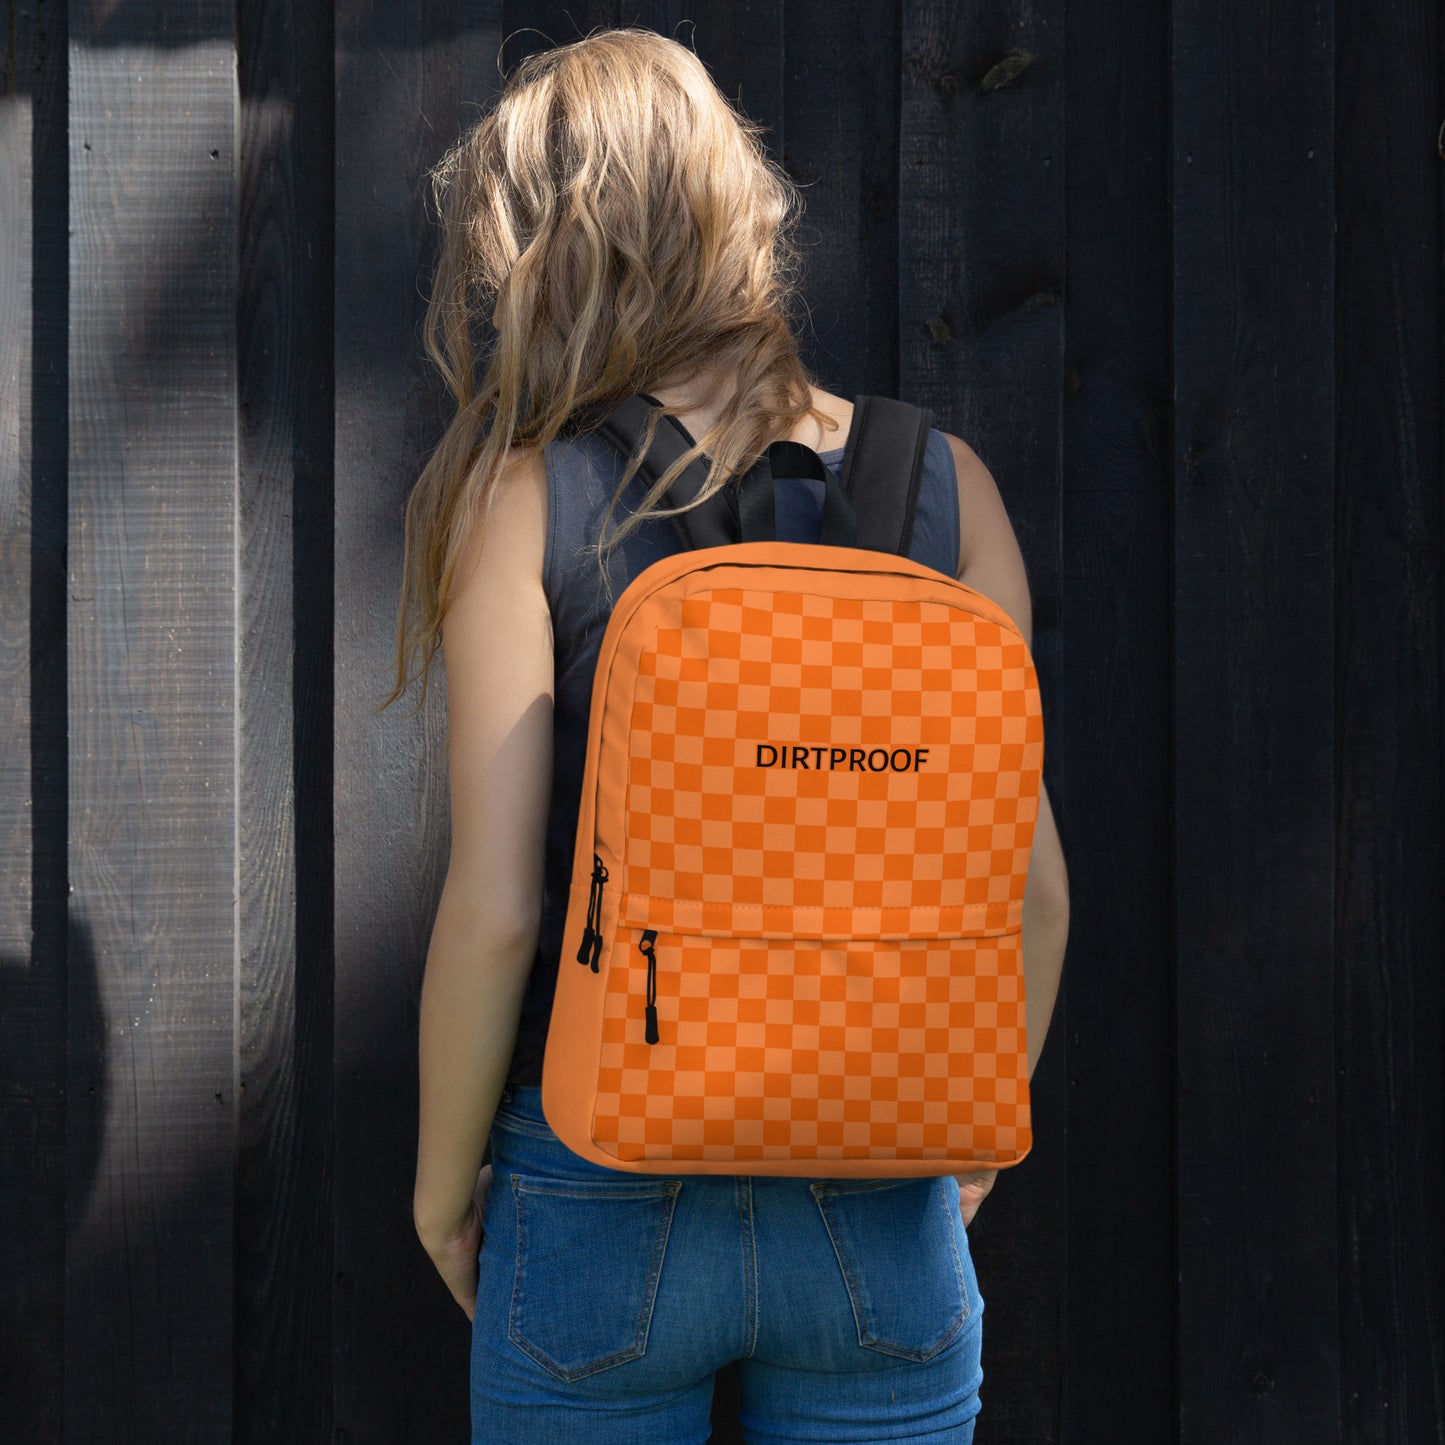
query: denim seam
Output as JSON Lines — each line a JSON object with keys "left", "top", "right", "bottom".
{"left": 736, "top": 1178, "right": 760, "bottom": 1359}
{"left": 945, "top": 1185, "right": 972, "bottom": 1321}
{"left": 507, "top": 1174, "right": 682, "bottom": 1381}
{"left": 513, "top": 1182, "right": 682, "bottom": 1200}
{"left": 809, "top": 1183, "right": 968, "bottom": 1363}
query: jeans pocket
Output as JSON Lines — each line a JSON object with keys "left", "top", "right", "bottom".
{"left": 508, "top": 1173, "right": 683, "bottom": 1381}
{"left": 810, "top": 1177, "right": 971, "bottom": 1362}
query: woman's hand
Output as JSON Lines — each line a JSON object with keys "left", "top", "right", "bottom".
{"left": 953, "top": 1169, "right": 998, "bottom": 1228}
{"left": 417, "top": 1163, "right": 495, "bottom": 1322}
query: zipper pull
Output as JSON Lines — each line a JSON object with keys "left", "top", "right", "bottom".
{"left": 575, "top": 854, "right": 608, "bottom": 971}
{"left": 639, "top": 929, "right": 659, "bottom": 1044}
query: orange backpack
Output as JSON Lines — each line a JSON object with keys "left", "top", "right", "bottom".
{"left": 542, "top": 395, "right": 1044, "bottom": 1177}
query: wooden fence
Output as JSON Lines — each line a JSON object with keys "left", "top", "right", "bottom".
{"left": 2, "top": 0, "right": 1441, "bottom": 1440}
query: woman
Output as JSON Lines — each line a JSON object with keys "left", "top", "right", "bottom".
{"left": 391, "top": 27, "right": 1070, "bottom": 1445}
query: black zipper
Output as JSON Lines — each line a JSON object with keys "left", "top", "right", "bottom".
{"left": 639, "top": 929, "right": 659, "bottom": 1043}
{"left": 575, "top": 853, "right": 607, "bottom": 972}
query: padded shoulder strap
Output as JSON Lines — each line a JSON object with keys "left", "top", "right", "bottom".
{"left": 593, "top": 393, "right": 738, "bottom": 550}
{"left": 837, "top": 396, "right": 933, "bottom": 556}
{"left": 590, "top": 392, "right": 932, "bottom": 556}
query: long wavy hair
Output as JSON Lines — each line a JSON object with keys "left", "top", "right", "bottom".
{"left": 378, "top": 26, "right": 836, "bottom": 714}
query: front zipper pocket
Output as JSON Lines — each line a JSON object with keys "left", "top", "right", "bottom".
{"left": 590, "top": 920, "right": 1031, "bottom": 1170}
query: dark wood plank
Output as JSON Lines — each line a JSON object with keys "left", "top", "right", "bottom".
{"left": 503, "top": 0, "right": 622, "bottom": 69}
{"left": 0, "top": 10, "right": 35, "bottom": 1029}
{"left": 333, "top": 5, "right": 501, "bottom": 1441}
{"left": 1057, "top": 0, "right": 1177, "bottom": 1438}
{"left": 780, "top": 0, "right": 900, "bottom": 402}
{"left": 1334, "top": 0, "right": 1445, "bottom": 1438}
{"left": 64, "top": 2, "right": 239, "bottom": 1439}
{"left": 235, "top": 0, "right": 336, "bottom": 1440}
{"left": 0, "top": 62, "right": 24, "bottom": 561}
{"left": 900, "top": 5, "right": 1067, "bottom": 1440}
{"left": 1171, "top": 0, "right": 1339, "bottom": 1437}
{"left": 0, "top": 3, "right": 69, "bottom": 1439}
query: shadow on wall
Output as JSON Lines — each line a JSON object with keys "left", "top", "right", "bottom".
{"left": 0, "top": 919, "right": 101, "bottom": 1434}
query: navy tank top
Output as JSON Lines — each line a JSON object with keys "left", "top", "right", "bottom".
{"left": 504, "top": 418, "right": 962, "bottom": 1086}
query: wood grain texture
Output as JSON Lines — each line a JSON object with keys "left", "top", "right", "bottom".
{"left": 0, "top": 93, "right": 25, "bottom": 553}
{"left": 900, "top": 2, "right": 1068, "bottom": 1438}
{"left": 505, "top": 0, "right": 622, "bottom": 64}
{"left": 1334, "top": 0, "right": 1444, "bottom": 1438}
{"left": 235, "top": 0, "right": 336, "bottom": 1441}
{"left": 64, "top": 7, "right": 238, "bottom": 1439}
{"left": 333, "top": 4, "right": 499, "bottom": 1440}
{"left": 781, "top": 0, "right": 900, "bottom": 403}
{"left": 0, "top": 4, "right": 69, "bottom": 1439}
{"left": 1057, "top": 0, "right": 1177, "bottom": 1439}
{"left": 1172, "top": 0, "right": 1340, "bottom": 1437}
{"left": 1, "top": 76, "right": 33, "bottom": 957}
{"left": 0, "top": 4, "right": 1439, "bottom": 1441}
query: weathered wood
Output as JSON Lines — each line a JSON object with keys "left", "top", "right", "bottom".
{"left": 236, "top": 0, "right": 336, "bottom": 1441}
{"left": 64, "top": 3, "right": 238, "bottom": 1438}
{"left": 0, "top": 27, "right": 36, "bottom": 1436}
{"left": 900, "top": 4, "right": 1068, "bottom": 1439}
{"left": 0, "top": 3, "right": 69, "bottom": 1440}
{"left": 781, "top": 0, "right": 900, "bottom": 402}
{"left": 1172, "top": 0, "right": 1340, "bottom": 1437}
{"left": 333, "top": 5, "right": 500, "bottom": 1440}
{"left": 1056, "top": 0, "right": 1177, "bottom": 1439}
{"left": 0, "top": 95, "right": 25, "bottom": 556}
{"left": 0, "top": 5, "right": 1439, "bottom": 1442}
{"left": 1333, "top": 0, "right": 1444, "bottom": 1439}
{"left": 506, "top": 0, "right": 622, "bottom": 68}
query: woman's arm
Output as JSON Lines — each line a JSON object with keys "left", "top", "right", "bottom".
{"left": 412, "top": 446, "right": 553, "bottom": 1249}
{"left": 944, "top": 433, "right": 1071, "bottom": 1223}
{"left": 944, "top": 431, "right": 1071, "bottom": 1075}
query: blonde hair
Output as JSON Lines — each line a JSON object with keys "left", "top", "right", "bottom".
{"left": 378, "top": 25, "right": 835, "bottom": 714}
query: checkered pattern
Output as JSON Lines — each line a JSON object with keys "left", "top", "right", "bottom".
{"left": 621, "top": 589, "right": 1038, "bottom": 915}
{"left": 592, "top": 930, "right": 1030, "bottom": 1163}
{"left": 591, "top": 582, "right": 1042, "bottom": 1166}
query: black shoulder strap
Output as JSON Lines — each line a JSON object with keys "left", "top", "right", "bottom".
{"left": 837, "top": 395, "right": 932, "bottom": 556}
{"left": 593, "top": 394, "right": 738, "bottom": 550}
{"left": 589, "top": 392, "right": 932, "bottom": 556}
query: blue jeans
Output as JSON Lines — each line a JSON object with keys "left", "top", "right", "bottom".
{"left": 471, "top": 1084, "right": 984, "bottom": 1443}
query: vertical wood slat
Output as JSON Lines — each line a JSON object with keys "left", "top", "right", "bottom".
{"left": 0, "top": 3, "right": 69, "bottom": 1438}
{"left": 0, "top": 7, "right": 1434, "bottom": 1442}
{"left": 236, "top": 0, "right": 336, "bottom": 1440}
{"left": 1333, "top": 0, "right": 1445, "bottom": 1439}
{"left": 332, "top": 6, "right": 500, "bottom": 1441}
{"left": 64, "top": 5, "right": 238, "bottom": 1438}
{"left": 780, "top": 0, "right": 901, "bottom": 403}
{"left": 899, "top": 3, "right": 1068, "bottom": 1439}
{"left": 0, "top": 89, "right": 27, "bottom": 566}
{"left": 1057, "top": 0, "right": 1177, "bottom": 1437}
{"left": 1171, "top": 0, "right": 1339, "bottom": 1438}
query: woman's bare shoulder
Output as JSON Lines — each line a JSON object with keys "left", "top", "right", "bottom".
{"left": 449, "top": 444, "right": 549, "bottom": 607}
